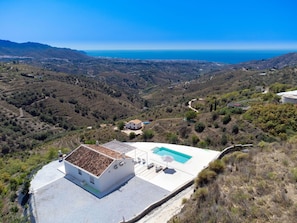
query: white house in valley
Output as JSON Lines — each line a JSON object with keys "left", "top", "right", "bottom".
{"left": 64, "top": 143, "right": 135, "bottom": 196}
{"left": 277, "top": 90, "right": 297, "bottom": 104}
{"left": 125, "top": 119, "right": 143, "bottom": 130}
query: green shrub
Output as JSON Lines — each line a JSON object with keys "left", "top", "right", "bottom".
{"left": 221, "top": 134, "right": 228, "bottom": 145}
{"left": 68, "top": 98, "right": 78, "bottom": 104}
{"left": 129, "top": 132, "right": 136, "bottom": 139}
{"left": 0, "top": 181, "right": 6, "bottom": 195}
{"left": 192, "top": 135, "right": 199, "bottom": 145}
{"left": 195, "top": 122, "right": 205, "bottom": 133}
{"left": 222, "top": 115, "right": 231, "bottom": 124}
{"left": 9, "top": 178, "right": 18, "bottom": 191}
{"left": 84, "top": 139, "right": 96, "bottom": 144}
{"left": 232, "top": 125, "right": 239, "bottom": 134}
{"left": 235, "top": 152, "right": 249, "bottom": 162}
{"left": 212, "top": 112, "right": 219, "bottom": 121}
{"left": 167, "top": 133, "right": 179, "bottom": 144}
{"left": 185, "top": 110, "right": 197, "bottom": 121}
{"left": 181, "top": 197, "right": 188, "bottom": 204}
{"left": 10, "top": 205, "right": 18, "bottom": 213}
{"left": 209, "top": 159, "right": 225, "bottom": 173}
{"left": 196, "top": 169, "right": 217, "bottom": 186}
{"left": 166, "top": 107, "right": 173, "bottom": 113}
{"left": 193, "top": 187, "right": 208, "bottom": 201}
{"left": 291, "top": 168, "right": 297, "bottom": 182}
{"left": 230, "top": 107, "right": 243, "bottom": 114}
{"left": 117, "top": 121, "right": 125, "bottom": 130}
{"left": 198, "top": 140, "right": 208, "bottom": 148}
{"left": 10, "top": 193, "right": 17, "bottom": 202}
{"left": 142, "top": 129, "right": 154, "bottom": 141}
{"left": 46, "top": 148, "right": 57, "bottom": 161}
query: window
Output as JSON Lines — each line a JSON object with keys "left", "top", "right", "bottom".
{"left": 90, "top": 176, "right": 94, "bottom": 184}
{"left": 78, "top": 169, "right": 82, "bottom": 175}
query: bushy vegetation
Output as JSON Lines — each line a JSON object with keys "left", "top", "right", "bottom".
{"left": 170, "top": 141, "right": 297, "bottom": 223}
{"left": 142, "top": 129, "right": 154, "bottom": 141}
{"left": 0, "top": 147, "right": 70, "bottom": 222}
{"left": 194, "top": 122, "right": 205, "bottom": 133}
{"left": 244, "top": 103, "right": 297, "bottom": 138}
{"left": 185, "top": 110, "right": 197, "bottom": 121}
{"left": 1, "top": 58, "right": 297, "bottom": 221}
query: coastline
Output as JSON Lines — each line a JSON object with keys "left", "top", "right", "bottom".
{"left": 84, "top": 49, "right": 296, "bottom": 64}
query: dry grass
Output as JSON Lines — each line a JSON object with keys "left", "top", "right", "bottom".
{"left": 169, "top": 141, "right": 297, "bottom": 223}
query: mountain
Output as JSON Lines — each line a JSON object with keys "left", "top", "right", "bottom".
{"left": 2, "top": 41, "right": 297, "bottom": 222}
{"left": 235, "top": 52, "right": 297, "bottom": 69}
{"left": 0, "top": 40, "right": 227, "bottom": 95}
{"left": 0, "top": 39, "right": 90, "bottom": 60}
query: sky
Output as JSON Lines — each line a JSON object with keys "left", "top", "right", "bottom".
{"left": 0, "top": 0, "right": 297, "bottom": 50}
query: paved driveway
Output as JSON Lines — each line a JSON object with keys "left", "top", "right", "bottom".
{"left": 31, "top": 161, "right": 169, "bottom": 223}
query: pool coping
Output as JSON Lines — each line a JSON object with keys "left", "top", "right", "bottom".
{"left": 29, "top": 142, "right": 220, "bottom": 223}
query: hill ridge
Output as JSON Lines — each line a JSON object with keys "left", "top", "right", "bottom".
{"left": 0, "top": 39, "right": 90, "bottom": 60}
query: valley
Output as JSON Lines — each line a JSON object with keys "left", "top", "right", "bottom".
{"left": 1, "top": 41, "right": 297, "bottom": 222}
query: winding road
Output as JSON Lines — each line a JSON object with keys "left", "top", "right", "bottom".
{"left": 188, "top": 98, "right": 199, "bottom": 113}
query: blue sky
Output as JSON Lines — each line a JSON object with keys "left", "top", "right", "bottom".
{"left": 0, "top": 0, "right": 297, "bottom": 50}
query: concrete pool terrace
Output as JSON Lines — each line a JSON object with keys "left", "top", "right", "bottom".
{"left": 30, "top": 142, "right": 220, "bottom": 223}
{"left": 125, "top": 142, "right": 220, "bottom": 192}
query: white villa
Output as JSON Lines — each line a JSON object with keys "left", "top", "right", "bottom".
{"left": 125, "top": 119, "right": 143, "bottom": 130}
{"left": 277, "top": 90, "right": 297, "bottom": 104}
{"left": 64, "top": 143, "right": 135, "bottom": 196}
{"left": 30, "top": 140, "right": 222, "bottom": 223}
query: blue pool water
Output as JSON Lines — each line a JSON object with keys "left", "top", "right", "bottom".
{"left": 153, "top": 147, "right": 192, "bottom": 164}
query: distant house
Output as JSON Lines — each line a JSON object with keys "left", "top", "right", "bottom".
{"left": 125, "top": 119, "right": 142, "bottom": 130}
{"left": 277, "top": 90, "right": 297, "bottom": 104}
{"left": 255, "top": 86, "right": 265, "bottom": 92}
{"left": 64, "top": 144, "right": 135, "bottom": 196}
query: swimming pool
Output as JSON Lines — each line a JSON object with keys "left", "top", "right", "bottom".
{"left": 153, "top": 147, "right": 192, "bottom": 164}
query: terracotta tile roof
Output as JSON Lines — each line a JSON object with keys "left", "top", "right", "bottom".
{"left": 65, "top": 145, "right": 122, "bottom": 177}
{"left": 129, "top": 119, "right": 142, "bottom": 125}
{"left": 87, "top": 144, "right": 122, "bottom": 159}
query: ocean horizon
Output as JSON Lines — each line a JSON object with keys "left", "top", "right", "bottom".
{"left": 84, "top": 49, "right": 296, "bottom": 64}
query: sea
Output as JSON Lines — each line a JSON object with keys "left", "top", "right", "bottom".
{"left": 85, "top": 50, "right": 296, "bottom": 64}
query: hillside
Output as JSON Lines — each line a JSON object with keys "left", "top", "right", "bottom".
{"left": 0, "top": 40, "right": 90, "bottom": 61}
{"left": 0, "top": 62, "right": 143, "bottom": 153}
{"left": 235, "top": 52, "right": 297, "bottom": 69}
{"left": 1, "top": 40, "right": 297, "bottom": 96}
{"left": 0, "top": 40, "right": 226, "bottom": 92}
{"left": 1, "top": 41, "right": 297, "bottom": 222}
{"left": 169, "top": 140, "right": 297, "bottom": 223}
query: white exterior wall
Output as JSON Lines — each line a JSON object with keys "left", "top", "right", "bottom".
{"left": 282, "top": 95, "right": 297, "bottom": 104}
{"left": 126, "top": 122, "right": 142, "bottom": 130}
{"left": 64, "top": 158, "right": 135, "bottom": 193}
{"left": 98, "top": 158, "right": 135, "bottom": 192}
{"left": 64, "top": 161, "right": 98, "bottom": 187}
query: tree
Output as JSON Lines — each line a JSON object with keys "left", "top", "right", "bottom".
{"left": 212, "top": 112, "right": 219, "bottom": 121}
{"left": 195, "top": 122, "right": 205, "bottom": 133}
{"left": 129, "top": 132, "right": 136, "bottom": 139}
{"left": 222, "top": 115, "right": 231, "bottom": 125}
{"left": 167, "top": 133, "right": 179, "bottom": 144}
{"left": 232, "top": 125, "right": 239, "bottom": 134}
{"left": 185, "top": 110, "right": 197, "bottom": 121}
{"left": 142, "top": 129, "right": 154, "bottom": 141}
{"left": 117, "top": 121, "right": 125, "bottom": 130}
{"left": 221, "top": 134, "right": 228, "bottom": 145}
{"left": 192, "top": 135, "right": 200, "bottom": 145}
